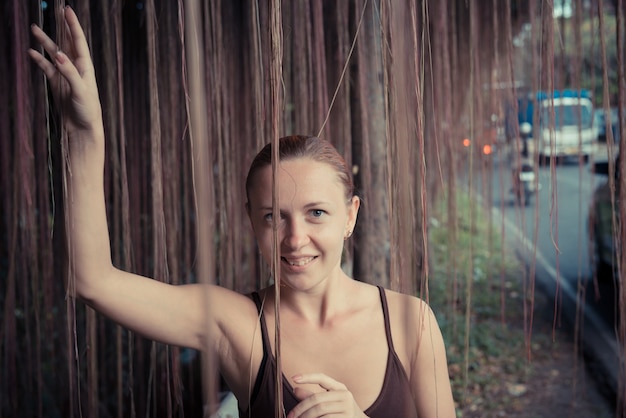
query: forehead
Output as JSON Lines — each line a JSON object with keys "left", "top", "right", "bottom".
{"left": 248, "top": 158, "right": 345, "bottom": 205}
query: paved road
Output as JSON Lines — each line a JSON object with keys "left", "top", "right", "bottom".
{"left": 469, "top": 152, "right": 621, "bottom": 403}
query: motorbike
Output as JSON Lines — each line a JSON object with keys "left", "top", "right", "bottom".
{"left": 510, "top": 122, "right": 540, "bottom": 206}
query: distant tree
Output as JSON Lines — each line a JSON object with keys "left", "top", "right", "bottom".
{"left": 512, "top": 6, "right": 618, "bottom": 105}
{"left": 559, "top": 13, "right": 619, "bottom": 104}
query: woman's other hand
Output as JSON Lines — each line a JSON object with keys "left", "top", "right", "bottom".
{"left": 29, "top": 6, "right": 103, "bottom": 140}
{"left": 287, "top": 373, "right": 367, "bottom": 418}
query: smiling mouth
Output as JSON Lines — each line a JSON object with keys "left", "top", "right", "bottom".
{"left": 281, "top": 256, "right": 316, "bottom": 266}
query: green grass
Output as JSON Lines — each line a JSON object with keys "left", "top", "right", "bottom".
{"left": 426, "top": 190, "right": 616, "bottom": 418}
{"left": 428, "top": 190, "right": 534, "bottom": 415}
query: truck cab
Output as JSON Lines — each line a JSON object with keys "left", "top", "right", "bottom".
{"left": 520, "top": 89, "right": 597, "bottom": 163}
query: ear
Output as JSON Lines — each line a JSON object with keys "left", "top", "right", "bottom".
{"left": 346, "top": 195, "right": 360, "bottom": 231}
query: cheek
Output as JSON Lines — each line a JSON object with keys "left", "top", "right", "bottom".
{"left": 320, "top": 227, "right": 347, "bottom": 250}
{"left": 252, "top": 224, "right": 282, "bottom": 262}
{"left": 252, "top": 226, "right": 271, "bottom": 250}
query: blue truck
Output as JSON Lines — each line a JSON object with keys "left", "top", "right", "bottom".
{"left": 516, "top": 89, "right": 597, "bottom": 162}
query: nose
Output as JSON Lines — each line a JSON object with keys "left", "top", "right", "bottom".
{"left": 282, "top": 218, "right": 309, "bottom": 250}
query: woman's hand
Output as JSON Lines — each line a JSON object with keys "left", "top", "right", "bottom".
{"left": 29, "top": 6, "right": 103, "bottom": 140}
{"left": 287, "top": 373, "right": 368, "bottom": 418}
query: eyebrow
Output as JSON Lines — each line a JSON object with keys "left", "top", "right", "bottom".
{"left": 303, "top": 201, "right": 331, "bottom": 208}
{"left": 255, "top": 201, "right": 331, "bottom": 212}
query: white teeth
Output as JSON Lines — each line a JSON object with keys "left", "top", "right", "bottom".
{"left": 284, "top": 257, "right": 314, "bottom": 266}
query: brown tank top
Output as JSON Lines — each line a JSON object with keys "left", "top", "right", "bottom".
{"left": 239, "top": 286, "right": 418, "bottom": 417}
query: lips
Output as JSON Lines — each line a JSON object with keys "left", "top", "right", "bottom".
{"left": 281, "top": 256, "right": 317, "bottom": 267}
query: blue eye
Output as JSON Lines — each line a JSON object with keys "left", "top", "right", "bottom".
{"left": 264, "top": 212, "right": 287, "bottom": 223}
{"left": 311, "top": 209, "right": 325, "bottom": 217}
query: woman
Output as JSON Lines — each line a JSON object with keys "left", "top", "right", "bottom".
{"left": 29, "top": 7, "right": 455, "bottom": 417}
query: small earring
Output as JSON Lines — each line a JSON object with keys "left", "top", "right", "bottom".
{"left": 345, "top": 230, "right": 353, "bottom": 239}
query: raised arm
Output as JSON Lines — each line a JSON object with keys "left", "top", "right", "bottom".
{"left": 28, "top": 7, "right": 242, "bottom": 352}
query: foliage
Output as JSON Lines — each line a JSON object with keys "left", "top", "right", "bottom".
{"left": 515, "top": 11, "right": 620, "bottom": 105}
{"left": 427, "top": 190, "right": 612, "bottom": 417}
{"left": 428, "top": 190, "right": 523, "bottom": 412}
{"left": 559, "top": 14, "right": 620, "bottom": 104}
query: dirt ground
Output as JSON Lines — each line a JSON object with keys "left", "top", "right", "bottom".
{"left": 463, "top": 288, "right": 616, "bottom": 418}
{"left": 503, "top": 333, "right": 615, "bottom": 418}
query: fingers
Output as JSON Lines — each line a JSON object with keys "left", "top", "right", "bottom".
{"left": 29, "top": 6, "right": 90, "bottom": 65}
{"left": 63, "top": 6, "right": 91, "bottom": 61}
{"left": 27, "top": 47, "right": 57, "bottom": 80}
{"left": 288, "top": 374, "right": 358, "bottom": 418}
{"left": 29, "top": 23, "right": 61, "bottom": 63}
{"left": 29, "top": 5, "right": 104, "bottom": 135}
{"left": 29, "top": 7, "right": 90, "bottom": 94}
{"left": 29, "top": 26, "right": 82, "bottom": 92}
{"left": 287, "top": 392, "right": 352, "bottom": 418}
{"left": 293, "top": 373, "right": 347, "bottom": 392}
{"left": 293, "top": 387, "right": 315, "bottom": 401}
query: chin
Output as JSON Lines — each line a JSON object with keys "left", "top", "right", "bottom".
{"left": 279, "top": 275, "right": 330, "bottom": 294}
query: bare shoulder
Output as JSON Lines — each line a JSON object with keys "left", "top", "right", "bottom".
{"left": 203, "top": 284, "right": 262, "bottom": 339}
{"left": 191, "top": 284, "right": 264, "bottom": 373}
{"left": 177, "top": 282, "right": 262, "bottom": 347}
{"left": 381, "top": 288, "right": 443, "bottom": 370}
{"left": 176, "top": 284, "right": 270, "bottom": 403}
{"left": 383, "top": 288, "right": 435, "bottom": 324}
{"left": 380, "top": 290, "right": 455, "bottom": 416}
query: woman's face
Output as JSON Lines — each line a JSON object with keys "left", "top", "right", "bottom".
{"left": 247, "top": 158, "right": 359, "bottom": 291}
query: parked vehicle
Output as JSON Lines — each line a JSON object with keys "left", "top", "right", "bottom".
{"left": 594, "top": 107, "right": 621, "bottom": 144}
{"left": 589, "top": 155, "right": 621, "bottom": 281}
{"left": 517, "top": 89, "right": 597, "bottom": 163}
{"left": 594, "top": 108, "right": 609, "bottom": 142}
{"left": 510, "top": 122, "right": 539, "bottom": 206}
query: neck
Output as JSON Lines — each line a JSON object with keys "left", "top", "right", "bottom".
{"left": 275, "top": 273, "right": 355, "bottom": 326}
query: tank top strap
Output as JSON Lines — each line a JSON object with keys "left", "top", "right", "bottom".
{"left": 376, "top": 286, "right": 396, "bottom": 352}
{"left": 251, "top": 291, "right": 272, "bottom": 354}
{"left": 366, "top": 286, "right": 419, "bottom": 417}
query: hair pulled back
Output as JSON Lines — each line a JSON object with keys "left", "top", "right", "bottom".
{"left": 245, "top": 135, "right": 354, "bottom": 202}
